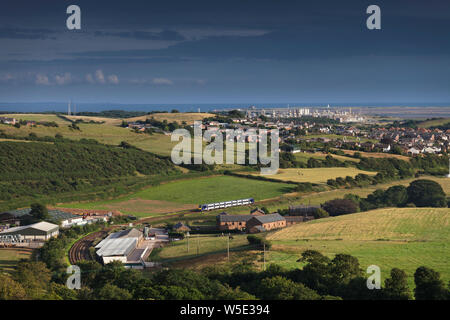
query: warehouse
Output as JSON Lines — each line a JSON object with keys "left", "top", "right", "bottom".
{"left": 0, "top": 221, "right": 59, "bottom": 241}
{"left": 95, "top": 228, "right": 147, "bottom": 266}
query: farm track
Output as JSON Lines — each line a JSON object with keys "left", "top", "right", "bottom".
{"left": 69, "top": 229, "right": 111, "bottom": 264}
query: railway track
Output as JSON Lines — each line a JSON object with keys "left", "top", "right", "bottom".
{"left": 68, "top": 229, "right": 110, "bottom": 264}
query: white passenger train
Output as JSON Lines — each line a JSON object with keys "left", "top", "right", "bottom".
{"left": 199, "top": 198, "right": 255, "bottom": 211}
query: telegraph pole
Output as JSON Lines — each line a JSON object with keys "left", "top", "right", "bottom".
{"left": 227, "top": 233, "right": 230, "bottom": 262}
{"left": 187, "top": 234, "right": 189, "bottom": 253}
{"left": 197, "top": 234, "right": 199, "bottom": 255}
{"left": 263, "top": 242, "right": 266, "bottom": 271}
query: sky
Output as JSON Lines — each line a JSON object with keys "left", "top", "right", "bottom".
{"left": 0, "top": 0, "right": 450, "bottom": 108}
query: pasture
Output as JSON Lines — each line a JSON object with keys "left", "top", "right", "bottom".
{"left": 125, "top": 112, "right": 215, "bottom": 124}
{"left": 61, "top": 175, "right": 296, "bottom": 216}
{"left": 294, "top": 152, "right": 360, "bottom": 164}
{"left": 267, "top": 208, "right": 450, "bottom": 288}
{"left": 0, "top": 122, "right": 176, "bottom": 156}
{"left": 420, "top": 117, "right": 450, "bottom": 128}
{"left": 245, "top": 167, "right": 376, "bottom": 184}
{"left": 335, "top": 149, "right": 411, "bottom": 161}
{"left": 0, "top": 248, "right": 34, "bottom": 273}
{"left": 0, "top": 113, "right": 70, "bottom": 125}
{"left": 150, "top": 234, "right": 250, "bottom": 264}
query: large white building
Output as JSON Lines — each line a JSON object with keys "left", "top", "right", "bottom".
{"left": 0, "top": 221, "right": 59, "bottom": 241}
{"left": 95, "top": 228, "right": 148, "bottom": 266}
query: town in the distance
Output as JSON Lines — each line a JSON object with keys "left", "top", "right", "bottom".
{"left": 0, "top": 104, "right": 449, "bottom": 301}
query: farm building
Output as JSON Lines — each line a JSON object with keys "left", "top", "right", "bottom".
{"left": 216, "top": 214, "right": 254, "bottom": 231}
{"left": 0, "top": 221, "right": 59, "bottom": 241}
{"left": 249, "top": 208, "right": 266, "bottom": 215}
{"left": 0, "top": 210, "right": 30, "bottom": 226}
{"left": 95, "top": 228, "right": 149, "bottom": 266}
{"left": 246, "top": 213, "right": 286, "bottom": 233}
{"left": 0, "top": 208, "right": 84, "bottom": 228}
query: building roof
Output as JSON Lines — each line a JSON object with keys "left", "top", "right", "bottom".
{"left": 96, "top": 238, "right": 137, "bottom": 257}
{"left": 1, "top": 208, "right": 32, "bottom": 218}
{"left": 0, "top": 208, "right": 79, "bottom": 222}
{"left": 173, "top": 222, "right": 191, "bottom": 230}
{"left": 250, "top": 208, "right": 265, "bottom": 215}
{"left": 285, "top": 216, "right": 309, "bottom": 222}
{"left": 104, "top": 228, "right": 143, "bottom": 240}
{"left": 217, "top": 214, "right": 254, "bottom": 223}
{"left": 47, "top": 210, "right": 80, "bottom": 222}
{"left": 251, "top": 213, "right": 285, "bottom": 224}
{"left": 0, "top": 221, "right": 59, "bottom": 234}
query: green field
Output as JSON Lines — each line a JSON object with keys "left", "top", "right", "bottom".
{"left": 0, "top": 122, "right": 176, "bottom": 156}
{"left": 267, "top": 207, "right": 450, "bottom": 288}
{"left": 246, "top": 167, "right": 376, "bottom": 184}
{"left": 126, "top": 112, "right": 215, "bottom": 125}
{"left": 150, "top": 234, "right": 251, "bottom": 264}
{"left": 60, "top": 175, "right": 296, "bottom": 216}
{"left": 420, "top": 117, "right": 450, "bottom": 128}
{"left": 294, "top": 152, "right": 360, "bottom": 164}
{"left": 0, "top": 248, "right": 34, "bottom": 273}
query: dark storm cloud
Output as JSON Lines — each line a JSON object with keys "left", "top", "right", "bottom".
{"left": 1, "top": 0, "right": 450, "bottom": 104}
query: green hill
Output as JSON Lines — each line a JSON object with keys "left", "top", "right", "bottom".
{"left": 268, "top": 208, "right": 450, "bottom": 288}
{"left": 0, "top": 140, "right": 179, "bottom": 208}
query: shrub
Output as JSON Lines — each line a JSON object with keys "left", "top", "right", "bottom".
{"left": 322, "top": 199, "right": 358, "bottom": 216}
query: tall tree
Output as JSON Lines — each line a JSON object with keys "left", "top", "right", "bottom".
{"left": 414, "top": 266, "right": 448, "bottom": 300}
{"left": 30, "top": 203, "right": 49, "bottom": 221}
{"left": 407, "top": 180, "right": 447, "bottom": 207}
{"left": 384, "top": 268, "right": 411, "bottom": 300}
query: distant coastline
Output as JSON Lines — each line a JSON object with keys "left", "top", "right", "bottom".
{"left": 0, "top": 102, "right": 449, "bottom": 119}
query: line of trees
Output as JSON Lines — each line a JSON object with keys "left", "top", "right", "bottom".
{"left": 322, "top": 179, "right": 448, "bottom": 216}
{"left": 1, "top": 249, "right": 448, "bottom": 300}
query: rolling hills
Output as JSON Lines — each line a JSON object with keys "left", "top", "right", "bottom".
{"left": 267, "top": 207, "right": 450, "bottom": 287}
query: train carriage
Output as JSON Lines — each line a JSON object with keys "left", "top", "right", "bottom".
{"left": 199, "top": 198, "right": 254, "bottom": 211}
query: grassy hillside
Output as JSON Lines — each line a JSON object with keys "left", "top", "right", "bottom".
{"left": 420, "top": 118, "right": 450, "bottom": 128}
{"left": 61, "top": 175, "right": 297, "bottom": 216}
{"left": 294, "top": 152, "right": 360, "bottom": 164}
{"left": 267, "top": 208, "right": 450, "bottom": 287}
{"left": 125, "top": 112, "right": 215, "bottom": 124}
{"left": 0, "top": 140, "right": 179, "bottom": 210}
{"left": 245, "top": 167, "right": 376, "bottom": 184}
{"left": 0, "top": 113, "right": 70, "bottom": 125}
{"left": 0, "top": 122, "right": 176, "bottom": 156}
{"left": 0, "top": 248, "right": 34, "bottom": 273}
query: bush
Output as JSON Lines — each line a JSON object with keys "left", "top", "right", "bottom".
{"left": 322, "top": 199, "right": 358, "bottom": 216}
{"left": 313, "top": 208, "right": 329, "bottom": 219}
{"left": 247, "top": 235, "right": 272, "bottom": 250}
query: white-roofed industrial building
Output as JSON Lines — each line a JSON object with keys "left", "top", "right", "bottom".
{"left": 0, "top": 221, "right": 59, "bottom": 241}
{"left": 95, "top": 228, "right": 149, "bottom": 267}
